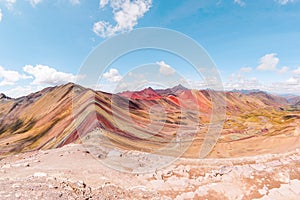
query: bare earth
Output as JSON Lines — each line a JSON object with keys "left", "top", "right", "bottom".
{"left": 0, "top": 143, "right": 300, "bottom": 200}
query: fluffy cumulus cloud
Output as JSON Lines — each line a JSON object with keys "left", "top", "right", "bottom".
{"left": 156, "top": 61, "right": 175, "bottom": 76}
{"left": 256, "top": 53, "right": 279, "bottom": 71}
{"left": 0, "top": 9, "right": 2, "bottom": 22}
{"left": 3, "top": 85, "right": 43, "bottom": 98}
{"left": 94, "top": 0, "right": 152, "bottom": 38}
{"left": 1, "top": 0, "right": 16, "bottom": 10}
{"left": 226, "top": 64, "right": 300, "bottom": 94}
{"left": 0, "top": 65, "right": 79, "bottom": 97}
{"left": 100, "top": 0, "right": 109, "bottom": 7}
{"left": 286, "top": 76, "right": 299, "bottom": 84}
{"left": 294, "top": 67, "right": 300, "bottom": 74}
{"left": 23, "top": 64, "right": 76, "bottom": 85}
{"left": 271, "top": 75, "right": 300, "bottom": 94}
{"left": 0, "top": 66, "right": 30, "bottom": 86}
{"left": 273, "top": 70, "right": 299, "bottom": 93}
{"left": 103, "top": 68, "right": 122, "bottom": 82}
{"left": 283, "top": 67, "right": 300, "bottom": 89}
{"left": 278, "top": 66, "right": 289, "bottom": 73}
{"left": 234, "top": 0, "right": 246, "bottom": 6}
{"left": 276, "top": 0, "right": 294, "bottom": 5}
{"left": 225, "top": 73, "right": 263, "bottom": 91}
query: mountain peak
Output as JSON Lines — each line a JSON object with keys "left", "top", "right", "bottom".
{"left": 143, "top": 87, "right": 155, "bottom": 91}
{"left": 118, "top": 86, "right": 162, "bottom": 100}
{"left": 171, "top": 84, "right": 188, "bottom": 92}
{"left": 0, "top": 93, "right": 12, "bottom": 100}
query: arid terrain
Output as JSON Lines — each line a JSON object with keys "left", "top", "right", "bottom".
{"left": 0, "top": 83, "right": 300, "bottom": 199}
{"left": 0, "top": 144, "right": 299, "bottom": 199}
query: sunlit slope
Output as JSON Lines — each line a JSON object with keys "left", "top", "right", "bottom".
{"left": 0, "top": 83, "right": 299, "bottom": 158}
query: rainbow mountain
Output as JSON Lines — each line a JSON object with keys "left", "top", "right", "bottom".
{"left": 0, "top": 83, "right": 299, "bottom": 159}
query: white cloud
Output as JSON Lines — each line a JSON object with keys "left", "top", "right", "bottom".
{"left": 70, "top": 0, "right": 80, "bottom": 5}
{"left": 3, "top": 85, "right": 43, "bottom": 98}
{"left": 293, "top": 67, "right": 300, "bottom": 74}
{"left": 103, "top": 68, "right": 122, "bottom": 82}
{"left": 156, "top": 61, "right": 175, "bottom": 76}
{"left": 0, "top": 66, "right": 30, "bottom": 86}
{"left": 256, "top": 53, "right": 279, "bottom": 71}
{"left": 29, "top": 0, "right": 42, "bottom": 7}
{"left": 93, "top": 21, "right": 114, "bottom": 38}
{"left": 240, "top": 67, "right": 252, "bottom": 73}
{"left": 276, "top": 0, "right": 294, "bottom": 5}
{"left": 286, "top": 76, "right": 298, "bottom": 84}
{"left": 93, "top": 0, "right": 152, "bottom": 38}
{"left": 271, "top": 75, "right": 300, "bottom": 94}
{"left": 270, "top": 84, "right": 297, "bottom": 94}
{"left": 1, "top": 0, "right": 16, "bottom": 10}
{"left": 99, "top": 0, "right": 109, "bottom": 8}
{"left": 226, "top": 66, "right": 300, "bottom": 94}
{"left": 278, "top": 66, "right": 289, "bottom": 73}
{"left": 23, "top": 64, "right": 76, "bottom": 85}
{"left": 186, "top": 79, "right": 206, "bottom": 89}
{"left": 0, "top": 9, "right": 2, "bottom": 22}
{"left": 234, "top": 0, "right": 246, "bottom": 6}
{"left": 225, "top": 73, "right": 263, "bottom": 91}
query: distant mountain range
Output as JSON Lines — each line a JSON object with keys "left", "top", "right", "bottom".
{"left": 231, "top": 89, "right": 262, "bottom": 94}
{"left": 0, "top": 83, "right": 299, "bottom": 158}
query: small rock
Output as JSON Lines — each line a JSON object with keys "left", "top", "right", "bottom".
{"left": 250, "top": 164, "right": 266, "bottom": 171}
{"left": 204, "top": 173, "right": 211, "bottom": 179}
{"left": 78, "top": 180, "right": 86, "bottom": 188}
{"left": 150, "top": 180, "right": 164, "bottom": 190}
{"left": 34, "top": 172, "right": 47, "bottom": 177}
{"left": 2, "top": 164, "right": 11, "bottom": 169}
{"left": 258, "top": 185, "right": 268, "bottom": 195}
{"left": 277, "top": 172, "right": 290, "bottom": 183}
{"left": 219, "top": 166, "right": 232, "bottom": 175}
{"left": 12, "top": 183, "right": 21, "bottom": 188}
{"left": 107, "top": 150, "right": 122, "bottom": 157}
{"left": 15, "top": 192, "right": 22, "bottom": 198}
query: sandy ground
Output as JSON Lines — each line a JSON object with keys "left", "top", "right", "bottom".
{"left": 0, "top": 143, "right": 300, "bottom": 200}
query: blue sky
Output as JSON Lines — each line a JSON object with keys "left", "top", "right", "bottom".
{"left": 0, "top": 0, "right": 300, "bottom": 97}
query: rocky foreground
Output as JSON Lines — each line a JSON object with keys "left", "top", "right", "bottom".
{"left": 0, "top": 144, "right": 300, "bottom": 200}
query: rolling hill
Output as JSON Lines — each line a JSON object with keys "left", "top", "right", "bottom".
{"left": 0, "top": 83, "right": 299, "bottom": 159}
